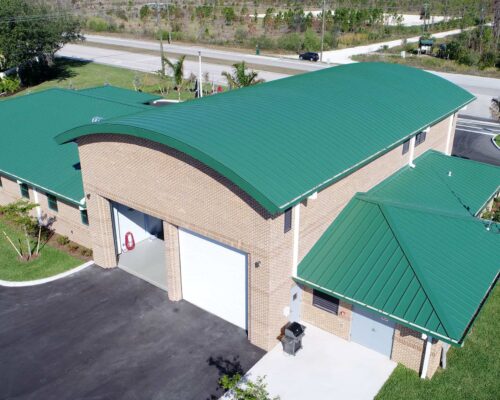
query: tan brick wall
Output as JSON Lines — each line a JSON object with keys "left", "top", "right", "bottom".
{"left": 164, "top": 220, "right": 182, "bottom": 301}
{"left": 391, "top": 324, "right": 442, "bottom": 378}
{"left": 75, "top": 113, "right": 454, "bottom": 352}
{"left": 300, "top": 286, "right": 352, "bottom": 340}
{"left": 0, "top": 174, "right": 91, "bottom": 248}
{"left": 414, "top": 116, "right": 451, "bottom": 158}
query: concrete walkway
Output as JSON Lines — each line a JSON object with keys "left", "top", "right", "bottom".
{"left": 229, "top": 324, "right": 396, "bottom": 400}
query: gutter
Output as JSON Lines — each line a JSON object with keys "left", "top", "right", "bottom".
{"left": 294, "top": 276, "right": 459, "bottom": 346}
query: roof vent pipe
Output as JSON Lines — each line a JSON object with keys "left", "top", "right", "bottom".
{"left": 448, "top": 171, "right": 452, "bottom": 177}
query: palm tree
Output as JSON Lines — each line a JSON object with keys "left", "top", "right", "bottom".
{"left": 164, "top": 55, "right": 186, "bottom": 100}
{"left": 221, "top": 61, "right": 264, "bottom": 89}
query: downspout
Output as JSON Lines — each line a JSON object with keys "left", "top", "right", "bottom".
{"left": 420, "top": 334, "right": 433, "bottom": 379}
{"left": 441, "top": 342, "right": 450, "bottom": 369}
{"left": 408, "top": 136, "right": 416, "bottom": 168}
{"left": 291, "top": 203, "right": 301, "bottom": 278}
{"left": 444, "top": 114, "right": 455, "bottom": 156}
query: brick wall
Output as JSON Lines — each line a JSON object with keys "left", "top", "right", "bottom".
{"left": 75, "top": 113, "right": 455, "bottom": 352}
{"left": 0, "top": 174, "right": 91, "bottom": 248}
{"left": 300, "top": 286, "right": 352, "bottom": 340}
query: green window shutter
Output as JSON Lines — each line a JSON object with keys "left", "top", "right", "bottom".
{"left": 47, "top": 193, "right": 58, "bottom": 212}
{"left": 80, "top": 209, "right": 89, "bottom": 226}
{"left": 20, "top": 183, "right": 29, "bottom": 199}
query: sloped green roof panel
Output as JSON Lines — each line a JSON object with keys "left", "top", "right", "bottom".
{"left": 56, "top": 63, "right": 475, "bottom": 214}
{"left": 297, "top": 153, "right": 500, "bottom": 345}
{"left": 370, "top": 151, "right": 500, "bottom": 216}
{"left": 0, "top": 88, "right": 148, "bottom": 203}
{"left": 78, "top": 86, "right": 162, "bottom": 105}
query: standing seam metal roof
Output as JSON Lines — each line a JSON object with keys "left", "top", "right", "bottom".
{"left": 296, "top": 152, "right": 500, "bottom": 345}
{"left": 55, "top": 63, "right": 475, "bottom": 215}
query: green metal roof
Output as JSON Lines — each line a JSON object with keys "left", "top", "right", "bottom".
{"left": 297, "top": 152, "right": 500, "bottom": 345}
{"left": 0, "top": 88, "right": 149, "bottom": 204}
{"left": 56, "top": 63, "right": 475, "bottom": 215}
{"left": 78, "top": 86, "right": 162, "bottom": 105}
{"left": 369, "top": 150, "right": 500, "bottom": 216}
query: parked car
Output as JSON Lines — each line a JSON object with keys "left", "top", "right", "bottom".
{"left": 299, "top": 52, "right": 319, "bottom": 62}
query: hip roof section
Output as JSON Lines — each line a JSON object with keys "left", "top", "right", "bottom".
{"left": 297, "top": 152, "right": 500, "bottom": 345}
{"left": 56, "top": 63, "right": 475, "bottom": 215}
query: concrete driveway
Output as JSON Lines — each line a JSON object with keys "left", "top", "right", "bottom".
{"left": 231, "top": 324, "right": 396, "bottom": 400}
{"left": 0, "top": 265, "right": 264, "bottom": 400}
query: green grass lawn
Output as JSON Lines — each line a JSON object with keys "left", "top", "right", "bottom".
{"left": 377, "top": 286, "right": 500, "bottom": 400}
{"left": 0, "top": 217, "right": 81, "bottom": 282}
{"left": 495, "top": 135, "right": 500, "bottom": 147}
{"left": 8, "top": 58, "right": 207, "bottom": 101}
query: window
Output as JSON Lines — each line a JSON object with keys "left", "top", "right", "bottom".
{"left": 80, "top": 209, "right": 89, "bottom": 226}
{"left": 47, "top": 193, "right": 58, "bottom": 212}
{"left": 415, "top": 131, "right": 427, "bottom": 146}
{"left": 402, "top": 139, "right": 410, "bottom": 155}
{"left": 313, "top": 289, "right": 340, "bottom": 315}
{"left": 0, "top": 176, "right": 2, "bottom": 188}
{"left": 284, "top": 207, "right": 292, "bottom": 233}
{"left": 19, "top": 183, "right": 29, "bottom": 199}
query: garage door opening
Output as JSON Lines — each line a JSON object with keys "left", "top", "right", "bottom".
{"left": 179, "top": 229, "right": 248, "bottom": 330}
{"left": 112, "top": 202, "right": 167, "bottom": 291}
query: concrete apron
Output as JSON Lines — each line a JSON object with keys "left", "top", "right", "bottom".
{"left": 222, "top": 323, "right": 396, "bottom": 400}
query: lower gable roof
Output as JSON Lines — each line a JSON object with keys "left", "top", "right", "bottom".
{"left": 297, "top": 152, "right": 500, "bottom": 345}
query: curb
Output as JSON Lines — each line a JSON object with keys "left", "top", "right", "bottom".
{"left": 0, "top": 261, "right": 94, "bottom": 287}
{"left": 492, "top": 135, "right": 500, "bottom": 150}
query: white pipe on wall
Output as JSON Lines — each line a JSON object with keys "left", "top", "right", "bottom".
{"left": 408, "top": 136, "right": 416, "bottom": 168}
{"left": 445, "top": 114, "right": 455, "bottom": 156}
{"left": 420, "top": 334, "right": 433, "bottom": 379}
{"left": 292, "top": 203, "right": 301, "bottom": 277}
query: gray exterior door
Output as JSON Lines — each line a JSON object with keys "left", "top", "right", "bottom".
{"left": 350, "top": 305, "right": 395, "bottom": 358}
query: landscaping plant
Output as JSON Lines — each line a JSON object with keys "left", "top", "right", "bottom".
{"left": 0, "top": 200, "right": 43, "bottom": 261}
{"left": 220, "top": 374, "right": 279, "bottom": 400}
{"left": 222, "top": 62, "right": 264, "bottom": 89}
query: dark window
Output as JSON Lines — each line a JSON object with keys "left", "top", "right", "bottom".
{"left": 80, "top": 209, "right": 89, "bottom": 226}
{"left": 284, "top": 207, "right": 292, "bottom": 233}
{"left": 19, "top": 183, "right": 29, "bottom": 199}
{"left": 415, "top": 131, "right": 427, "bottom": 146}
{"left": 402, "top": 139, "right": 410, "bottom": 155}
{"left": 47, "top": 193, "right": 58, "bottom": 212}
{"left": 313, "top": 289, "right": 340, "bottom": 315}
{"left": 0, "top": 176, "right": 2, "bottom": 188}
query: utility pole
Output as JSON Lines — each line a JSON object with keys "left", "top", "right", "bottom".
{"left": 152, "top": 1, "right": 165, "bottom": 76}
{"left": 320, "top": 0, "right": 326, "bottom": 62}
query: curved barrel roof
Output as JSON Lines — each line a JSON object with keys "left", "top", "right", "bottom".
{"left": 56, "top": 63, "right": 475, "bottom": 214}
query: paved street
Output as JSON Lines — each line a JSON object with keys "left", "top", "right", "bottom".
{"left": 452, "top": 117, "right": 500, "bottom": 166}
{"left": 0, "top": 266, "right": 264, "bottom": 400}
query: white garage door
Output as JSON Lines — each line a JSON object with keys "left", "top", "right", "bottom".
{"left": 179, "top": 229, "right": 247, "bottom": 330}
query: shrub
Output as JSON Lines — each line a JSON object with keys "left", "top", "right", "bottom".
{"left": 303, "top": 28, "right": 320, "bottom": 51}
{"left": 68, "top": 243, "right": 79, "bottom": 252}
{"left": 80, "top": 248, "right": 93, "bottom": 257}
{"left": 57, "top": 235, "right": 70, "bottom": 246}
{"left": 277, "top": 32, "right": 302, "bottom": 52}
{"left": 0, "top": 76, "right": 21, "bottom": 94}
{"left": 458, "top": 51, "right": 479, "bottom": 66}
{"left": 86, "top": 17, "right": 116, "bottom": 32}
{"left": 249, "top": 35, "right": 276, "bottom": 50}
{"left": 139, "top": 5, "right": 150, "bottom": 20}
{"left": 479, "top": 51, "right": 496, "bottom": 69}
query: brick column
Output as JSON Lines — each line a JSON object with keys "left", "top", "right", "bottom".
{"left": 164, "top": 220, "right": 182, "bottom": 301}
{"left": 87, "top": 193, "right": 117, "bottom": 268}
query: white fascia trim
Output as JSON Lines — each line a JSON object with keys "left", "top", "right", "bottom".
{"left": 295, "top": 277, "right": 458, "bottom": 345}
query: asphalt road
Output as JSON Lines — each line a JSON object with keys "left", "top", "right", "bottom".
{"left": 452, "top": 117, "right": 500, "bottom": 166}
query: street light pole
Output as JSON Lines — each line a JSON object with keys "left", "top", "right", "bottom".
{"left": 320, "top": 0, "right": 326, "bottom": 62}
{"left": 198, "top": 51, "right": 203, "bottom": 98}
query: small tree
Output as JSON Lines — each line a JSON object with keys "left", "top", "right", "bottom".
{"left": 0, "top": 200, "right": 43, "bottom": 261}
{"left": 220, "top": 374, "right": 279, "bottom": 400}
{"left": 222, "top": 62, "right": 264, "bottom": 89}
{"left": 164, "top": 55, "right": 186, "bottom": 100}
